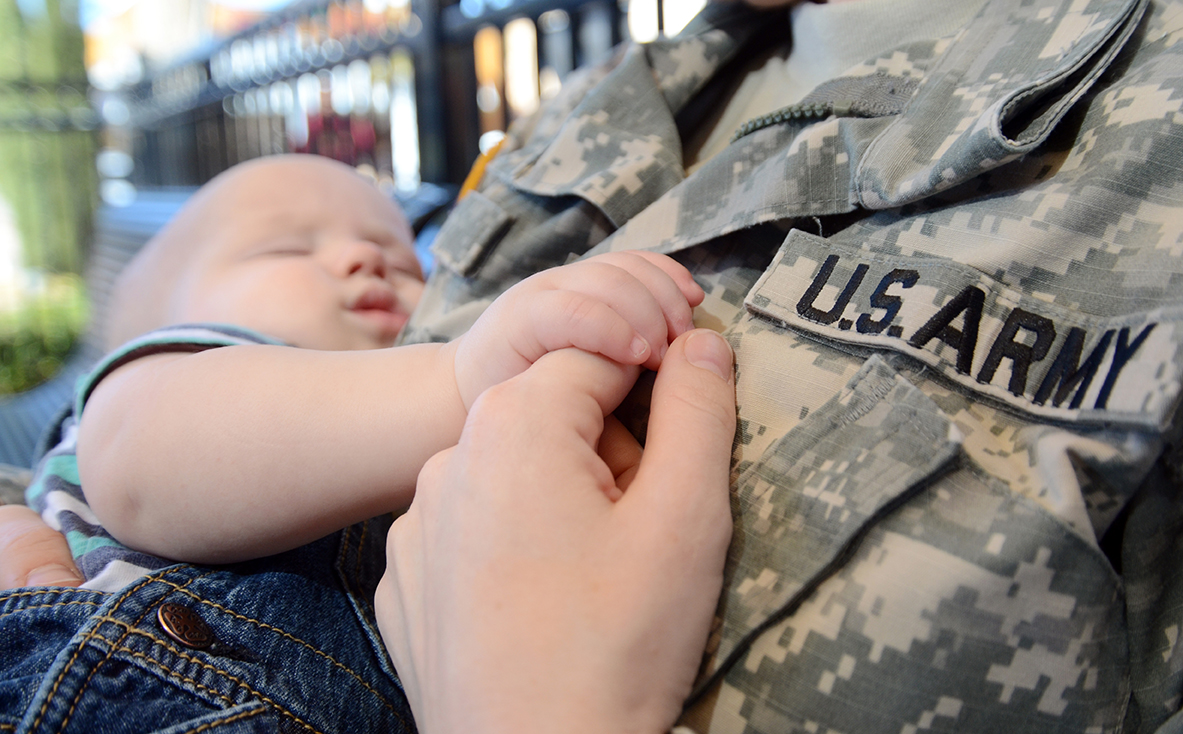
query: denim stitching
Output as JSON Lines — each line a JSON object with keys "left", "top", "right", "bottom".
{"left": 178, "top": 707, "right": 266, "bottom": 734}
{"left": 0, "top": 587, "right": 104, "bottom": 606}
{"left": 108, "top": 647, "right": 238, "bottom": 706}
{"left": 30, "top": 572, "right": 165, "bottom": 731}
{"left": 59, "top": 572, "right": 213, "bottom": 733}
{"left": 107, "top": 643, "right": 323, "bottom": 734}
{"left": 0, "top": 599, "right": 102, "bottom": 620}
{"left": 154, "top": 579, "right": 405, "bottom": 722}
{"left": 40, "top": 569, "right": 211, "bottom": 733}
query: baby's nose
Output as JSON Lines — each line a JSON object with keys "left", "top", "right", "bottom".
{"left": 340, "top": 240, "right": 388, "bottom": 279}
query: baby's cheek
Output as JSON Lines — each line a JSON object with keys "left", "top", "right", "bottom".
{"left": 399, "top": 278, "right": 426, "bottom": 313}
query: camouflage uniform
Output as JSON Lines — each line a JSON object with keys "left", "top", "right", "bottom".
{"left": 403, "top": 0, "right": 1183, "bottom": 730}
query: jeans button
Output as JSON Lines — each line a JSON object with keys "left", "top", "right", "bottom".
{"left": 157, "top": 602, "right": 215, "bottom": 650}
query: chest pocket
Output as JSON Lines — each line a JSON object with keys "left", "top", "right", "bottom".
{"left": 682, "top": 243, "right": 1131, "bottom": 733}
{"left": 694, "top": 356, "right": 962, "bottom": 691}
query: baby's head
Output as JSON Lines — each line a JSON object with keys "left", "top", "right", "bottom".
{"left": 108, "top": 155, "right": 424, "bottom": 351}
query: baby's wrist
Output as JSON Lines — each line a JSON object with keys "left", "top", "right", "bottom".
{"left": 437, "top": 339, "right": 471, "bottom": 416}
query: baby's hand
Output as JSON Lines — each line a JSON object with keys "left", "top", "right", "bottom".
{"left": 452, "top": 251, "right": 703, "bottom": 410}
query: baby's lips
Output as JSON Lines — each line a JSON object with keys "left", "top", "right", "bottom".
{"left": 352, "top": 287, "right": 398, "bottom": 313}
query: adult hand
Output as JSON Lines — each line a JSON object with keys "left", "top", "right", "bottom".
{"left": 377, "top": 328, "right": 736, "bottom": 734}
{"left": 0, "top": 505, "right": 83, "bottom": 589}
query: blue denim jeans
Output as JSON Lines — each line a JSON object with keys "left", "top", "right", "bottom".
{"left": 0, "top": 517, "right": 416, "bottom": 734}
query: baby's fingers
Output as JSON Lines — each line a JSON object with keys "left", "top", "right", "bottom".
{"left": 583, "top": 252, "right": 702, "bottom": 342}
{"left": 525, "top": 290, "right": 656, "bottom": 367}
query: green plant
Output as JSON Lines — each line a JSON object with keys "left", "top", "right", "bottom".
{"left": 0, "top": 273, "right": 88, "bottom": 395}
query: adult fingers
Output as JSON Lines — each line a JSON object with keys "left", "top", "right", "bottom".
{"left": 597, "top": 415, "right": 642, "bottom": 499}
{"left": 0, "top": 505, "right": 83, "bottom": 589}
{"left": 476, "top": 347, "right": 640, "bottom": 455}
{"left": 624, "top": 329, "right": 736, "bottom": 547}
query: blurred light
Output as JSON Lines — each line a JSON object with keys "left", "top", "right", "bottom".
{"left": 17, "top": 0, "right": 48, "bottom": 20}
{"left": 474, "top": 84, "right": 498, "bottom": 113}
{"left": 370, "top": 53, "right": 391, "bottom": 114}
{"left": 270, "top": 81, "right": 294, "bottom": 113}
{"left": 479, "top": 130, "right": 505, "bottom": 153}
{"left": 539, "top": 66, "right": 561, "bottom": 99}
{"left": 253, "top": 35, "right": 270, "bottom": 80}
{"left": 285, "top": 80, "right": 309, "bottom": 147}
{"left": 627, "top": 0, "right": 659, "bottom": 42}
{"left": 231, "top": 39, "right": 254, "bottom": 82}
{"left": 296, "top": 72, "right": 321, "bottom": 112}
{"left": 100, "top": 179, "right": 137, "bottom": 207}
{"left": 96, "top": 149, "right": 134, "bottom": 178}
{"left": 504, "top": 18, "right": 539, "bottom": 119}
{"left": 580, "top": 3, "right": 614, "bottom": 64}
{"left": 539, "top": 8, "right": 569, "bottom": 32}
{"left": 265, "top": 33, "right": 281, "bottom": 72}
{"left": 364, "top": 0, "right": 387, "bottom": 11}
{"left": 100, "top": 97, "right": 130, "bottom": 125}
{"left": 474, "top": 24, "right": 504, "bottom": 130}
{"left": 401, "top": 13, "right": 422, "bottom": 36}
{"left": 349, "top": 59, "right": 372, "bottom": 116}
{"left": 390, "top": 49, "right": 420, "bottom": 192}
{"left": 323, "top": 38, "right": 345, "bottom": 61}
{"left": 459, "top": 0, "right": 484, "bottom": 19}
{"left": 331, "top": 64, "right": 352, "bottom": 115}
{"left": 87, "top": 47, "right": 143, "bottom": 90}
{"left": 662, "top": 0, "right": 706, "bottom": 36}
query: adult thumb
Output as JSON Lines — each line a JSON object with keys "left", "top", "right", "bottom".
{"left": 0, "top": 505, "right": 83, "bottom": 589}
{"left": 626, "top": 329, "right": 736, "bottom": 541}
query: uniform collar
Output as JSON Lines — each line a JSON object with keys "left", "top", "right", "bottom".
{"left": 593, "top": 0, "right": 1148, "bottom": 258}
{"left": 511, "top": 0, "right": 1146, "bottom": 248}
{"left": 505, "top": 2, "right": 770, "bottom": 227}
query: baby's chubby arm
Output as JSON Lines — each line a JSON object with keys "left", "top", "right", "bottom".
{"left": 77, "top": 252, "right": 700, "bottom": 565}
{"left": 452, "top": 251, "right": 704, "bottom": 410}
{"left": 77, "top": 341, "right": 466, "bottom": 564}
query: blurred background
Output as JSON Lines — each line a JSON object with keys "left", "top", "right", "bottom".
{"left": 0, "top": 0, "right": 708, "bottom": 466}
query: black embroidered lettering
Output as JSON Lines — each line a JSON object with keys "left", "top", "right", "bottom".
{"left": 796, "top": 256, "right": 869, "bottom": 325}
{"left": 1033, "top": 328, "right": 1113, "bottom": 408}
{"left": 908, "top": 286, "right": 985, "bottom": 374}
{"left": 857, "top": 269, "right": 919, "bottom": 336}
{"left": 976, "top": 308, "right": 1056, "bottom": 397}
{"left": 1094, "top": 323, "right": 1156, "bottom": 410}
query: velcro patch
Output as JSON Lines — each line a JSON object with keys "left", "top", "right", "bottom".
{"left": 746, "top": 230, "right": 1183, "bottom": 429}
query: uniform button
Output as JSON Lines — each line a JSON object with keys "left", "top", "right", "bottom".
{"left": 157, "top": 602, "right": 215, "bottom": 650}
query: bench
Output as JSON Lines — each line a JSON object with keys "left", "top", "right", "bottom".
{"left": 0, "top": 189, "right": 195, "bottom": 470}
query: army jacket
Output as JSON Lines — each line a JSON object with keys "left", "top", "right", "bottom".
{"left": 402, "top": 0, "right": 1183, "bottom": 730}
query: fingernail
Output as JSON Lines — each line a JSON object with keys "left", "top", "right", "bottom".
{"left": 631, "top": 335, "right": 650, "bottom": 360}
{"left": 685, "top": 330, "right": 733, "bottom": 382}
{"left": 27, "top": 563, "right": 82, "bottom": 587}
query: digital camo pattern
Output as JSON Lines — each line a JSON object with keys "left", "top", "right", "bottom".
{"left": 700, "top": 356, "right": 963, "bottom": 679}
{"left": 682, "top": 465, "right": 1129, "bottom": 734}
{"left": 402, "top": 0, "right": 1183, "bottom": 730}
